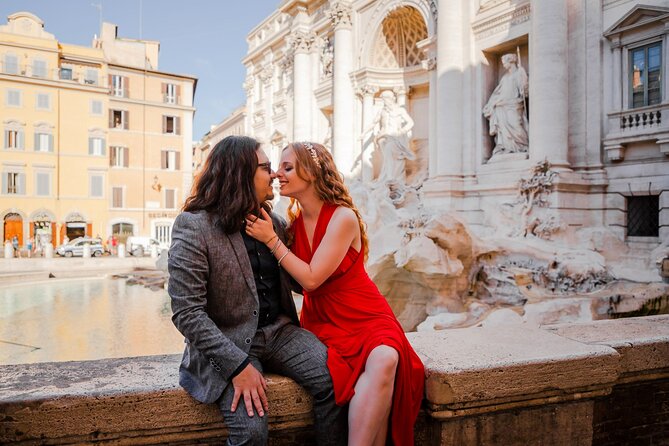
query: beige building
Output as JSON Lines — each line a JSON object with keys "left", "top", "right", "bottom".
{"left": 0, "top": 12, "right": 196, "bottom": 249}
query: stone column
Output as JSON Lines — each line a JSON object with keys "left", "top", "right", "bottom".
{"left": 610, "top": 38, "right": 622, "bottom": 111}
{"left": 290, "top": 30, "right": 314, "bottom": 141}
{"left": 358, "top": 84, "right": 378, "bottom": 182}
{"left": 436, "top": 0, "right": 463, "bottom": 178}
{"left": 529, "top": 0, "right": 570, "bottom": 168}
{"left": 330, "top": 1, "right": 355, "bottom": 174}
{"left": 423, "top": 57, "right": 437, "bottom": 178}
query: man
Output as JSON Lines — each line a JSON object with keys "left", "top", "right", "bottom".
{"left": 168, "top": 135, "right": 346, "bottom": 445}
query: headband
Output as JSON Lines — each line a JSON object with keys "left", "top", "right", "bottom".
{"left": 303, "top": 142, "right": 321, "bottom": 168}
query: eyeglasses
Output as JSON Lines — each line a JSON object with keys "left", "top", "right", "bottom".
{"left": 257, "top": 162, "right": 272, "bottom": 174}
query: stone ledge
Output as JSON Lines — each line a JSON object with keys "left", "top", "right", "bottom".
{"left": 1, "top": 315, "right": 668, "bottom": 445}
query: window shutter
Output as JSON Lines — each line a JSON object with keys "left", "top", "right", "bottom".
{"left": 48, "top": 134, "right": 54, "bottom": 152}
{"left": 123, "top": 110, "right": 129, "bottom": 130}
{"left": 34, "top": 132, "right": 39, "bottom": 151}
{"left": 18, "top": 131, "right": 24, "bottom": 149}
{"left": 162, "top": 116, "right": 166, "bottom": 133}
{"left": 175, "top": 152, "right": 181, "bottom": 170}
{"left": 123, "top": 147, "right": 129, "bottom": 167}
{"left": 18, "top": 173, "right": 25, "bottom": 194}
{"left": 1, "top": 174, "right": 6, "bottom": 194}
{"left": 176, "top": 85, "right": 181, "bottom": 104}
{"left": 108, "top": 74, "right": 112, "bottom": 90}
{"left": 101, "top": 138, "right": 106, "bottom": 156}
{"left": 175, "top": 117, "right": 181, "bottom": 135}
{"left": 124, "top": 76, "right": 129, "bottom": 97}
{"left": 161, "top": 150, "right": 167, "bottom": 169}
{"left": 110, "top": 147, "right": 116, "bottom": 166}
{"left": 109, "top": 110, "right": 114, "bottom": 128}
{"left": 161, "top": 83, "right": 167, "bottom": 95}
{"left": 3, "top": 130, "right": 7, "bottom": 149}
{"left": 88, "top": 137, "right": 94, "bottom": 155}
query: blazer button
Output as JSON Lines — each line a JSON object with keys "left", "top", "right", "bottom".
{"left": 245, "top": 338, "right": 252, "bottom": 344}
{"left": 253, "top": 310, "right": 258, "bottom": 316}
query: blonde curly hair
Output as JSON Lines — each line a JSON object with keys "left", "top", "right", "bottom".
{"left": 285, "top": 142, "right": 369, "bottom": 261}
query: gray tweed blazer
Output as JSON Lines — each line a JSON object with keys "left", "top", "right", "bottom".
{"left": 168, "top": 209, "right": 299, "bottom": 404}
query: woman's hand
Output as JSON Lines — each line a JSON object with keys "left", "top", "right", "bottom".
{"left": 245, "top": 208, "right": 277, "bottom": 245}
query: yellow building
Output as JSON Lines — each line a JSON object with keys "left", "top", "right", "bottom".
{"left": 0, "top": 12, "right": 196, "bottom": 250}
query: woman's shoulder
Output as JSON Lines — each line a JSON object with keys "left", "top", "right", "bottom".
{"left": 329, "top": 205, "right": 359, "bottom": 229}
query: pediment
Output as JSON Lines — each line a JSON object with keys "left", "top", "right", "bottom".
{"left": 604, "top": 5, "right": 669, "bottom": 37}
{"left": 0, "top": 12, "right": 55, "bottom": 40}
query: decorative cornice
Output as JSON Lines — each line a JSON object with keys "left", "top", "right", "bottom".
{"left": 329, "top": 1, "right": 353, "bottom": 29}
{"left": 355, "top": 84, "right": 379, "bottom": 97}
{"left": 472, "top": 2, "right": 530, "bottom": 39}
{"left": 429, "top": 0, "right": 438, "bottom": 23}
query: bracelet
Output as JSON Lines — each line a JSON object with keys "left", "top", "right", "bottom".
{"left": 265, "top": 234, "right": 278, "bottom": 246}
{"left": 270, "top": 239, "right": 282, "bottom": 255}
{"left": 277, "top": 249, "right": 290, "bottom": 267}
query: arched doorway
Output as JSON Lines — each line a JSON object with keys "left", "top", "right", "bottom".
{"left": 4, "top": 213, "right": 23, "bottom": 245}
{"left": 31, "top": 210, "right": 56, "bottom": 248}
{"left": 63, "top": 212, "right": 87, "bottom": 242}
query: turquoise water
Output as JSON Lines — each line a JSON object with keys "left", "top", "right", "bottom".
{"left": 0, "top": 277, "right": 184, "bottom": 365}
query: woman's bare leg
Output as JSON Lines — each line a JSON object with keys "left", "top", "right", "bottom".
{"left": 348, "top": 345, "right": 398, "bottom": 445}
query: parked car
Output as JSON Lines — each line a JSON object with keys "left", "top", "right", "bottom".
{"left": 126, "top": 236, "right": 167, "bottom": 257}
{"left": 56, "top": 237, "right": 104, "bottom": 257}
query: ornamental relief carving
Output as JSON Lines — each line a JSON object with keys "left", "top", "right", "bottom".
{"left": 288, "top": 30, "right": 317, "bottom": 54}
{"left": 472, "top": 3, "right": 530, "bottom": 39}
{"left": 329, "top": 1, "right": 353, "bottom": 29}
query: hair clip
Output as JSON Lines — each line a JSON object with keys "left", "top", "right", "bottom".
{"left": 303, "top": 142, "right": 321, "bottom": 168}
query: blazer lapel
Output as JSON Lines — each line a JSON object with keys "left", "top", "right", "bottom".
{"left": 226, "top": 231, "right": 257, "bottom": 297}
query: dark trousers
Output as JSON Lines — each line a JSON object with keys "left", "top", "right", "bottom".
{"left": 217, "top": 316, "right": 347, "bottom": 446}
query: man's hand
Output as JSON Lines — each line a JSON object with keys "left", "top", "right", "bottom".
{"left": 231, "top": 363, "right": 268, "bottom": 417}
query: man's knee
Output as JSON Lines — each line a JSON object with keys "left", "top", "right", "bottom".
{"left": 226, "top": 415, "right": 268, "bottom": 446}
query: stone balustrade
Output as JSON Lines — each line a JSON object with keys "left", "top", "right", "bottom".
{"left": 1, "top": 315, "right": 668, "bottom": 445}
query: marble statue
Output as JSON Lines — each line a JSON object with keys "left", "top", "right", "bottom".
{"left": 483, "top": 53, "right": 529, "bottom": 156}
{"left": 362, "top": 90, "right": 415, "bottom": 185}
{"left": 321, "top": 37, "right": 333, "bottom": 78}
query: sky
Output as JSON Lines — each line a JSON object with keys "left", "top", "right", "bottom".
{"left": 0, "top": 0, "right": 280, "bottom": 140}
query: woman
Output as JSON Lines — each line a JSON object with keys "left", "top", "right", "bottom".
{"left": 245, "top": 142, "right": 424, "bottom": 446}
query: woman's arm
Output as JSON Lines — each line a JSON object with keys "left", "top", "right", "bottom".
{"left": 246, "top": 207, "right": 358, "bottom": 292}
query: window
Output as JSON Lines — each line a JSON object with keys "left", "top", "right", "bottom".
{"left": 36, "top": 93, "right": 50, "bottom": 110}
{"left": 4, "top": 129, "right": 24, "bottom": 150}
{"left": 165, "top": 189, "right": 176, "bottom": 209}
{"left": 111, "top": 75, "right": 128, "bottom": 97}
{"left": 35, "top": 172, "right": 51, "bottom": 196}
{"left": 90, "top": 100, "right": 103, "bottom": 116}
{"left": 88, "top": 137, "right": 105, "bottom": 156}
{"left": 90, "top": 174, "right": 104, "bottom": 198}
{"left": 629, "top": 42, "right": 662, "bottom": 109}
{"left": 627, "top": 195, "right": 659, "bottom": 237}
{"left": 84, "top": 69, "right": 98, "bottom": 85}
{"left": 163, "top": 83, "right": 178, "bottom": 104}
{"left": 60, "top": 67, "right": 73, "bottom": 80}
{"left": 161, "top": 150, "right": 180, "bottom": 170}
{"left": 109, "top": 110, "right": 129, "bottom": 129}
{"left": 4, "top": 54, "right": 18, "bottom": 75}
{"left": 6, "top": 89, "right": 21, "bottom": 107}
{"left": 162, "top": 115, "right": 180, "bottom": 135}
{"left": 154, "top": 222, "right": 172, "bottom": 245}
{"left": 110, "top": 146, "right": 129, "bottom": 167}
{"left": 112, "top": 186, "right": 124, "bottom": 208}
{"left": 2, "top": 172, "right": 24, "bottom": 194}
{"left": 34, "top": 132, "right": 53, "bottom": 152}
{"left": 32, "top": 59, "right": 47, "bottom": 78}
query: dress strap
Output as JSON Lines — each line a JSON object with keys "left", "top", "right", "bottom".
{"left": 311, "top": 203, "right": 338, "bottom": 253}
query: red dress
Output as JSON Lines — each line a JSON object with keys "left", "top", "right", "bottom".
{"left": 292, "top": 203, "right": 425, "bottom": 446}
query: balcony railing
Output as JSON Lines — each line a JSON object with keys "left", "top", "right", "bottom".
{"left": 163, "top": 94, "right": 180, "bottom": 105}
{"left": 604, "top": 102, "right": 669, "bottom": 161}
{"left": 0, "top": 62, "right": 105, "bottom": 87}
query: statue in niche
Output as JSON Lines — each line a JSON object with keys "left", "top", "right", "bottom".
{"left": 361, "top": 90, "right": 415, "bottom": 186}
{"left": 321, "top": 37, "right": 333, "bottom": 78}
{"left": 483, "top": 53, "right": 529, "bottom": 157}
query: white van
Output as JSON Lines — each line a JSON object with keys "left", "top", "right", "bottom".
{"left": 126, "top": 236, "right": 166, "bottom": 257}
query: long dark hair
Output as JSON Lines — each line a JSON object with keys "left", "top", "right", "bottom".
{"left": 183, "top": 135, "right": 262, "bottom": 234}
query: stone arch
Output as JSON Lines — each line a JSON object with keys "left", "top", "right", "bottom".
{"left": 1, "top": 208, "right": 27, "bottom": 244}
{"left": 359, "top": 0, "right": 434, "bottom": 67}
{"left": 30, "top": 208, "right": 56, "bottom": 221}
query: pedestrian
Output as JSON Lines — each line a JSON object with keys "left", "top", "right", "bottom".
{"left": 111, "top": 235, "right": 118, "bottom": 255}
{"left": 11, "top": 235, "right": 19, "bottom": 258}
{"left": 26, "top": 237, "right": 33, "bottom": 258}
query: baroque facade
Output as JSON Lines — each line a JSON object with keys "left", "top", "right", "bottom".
{"left": 210, "top": 0, "right": 669, "bottom": 249}
{"left": 0, "top": 12, "right": 196, "bottom": 248}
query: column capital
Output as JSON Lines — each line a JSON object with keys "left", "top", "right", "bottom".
{"left": 355, "top": 84, "right": 379, "bottom": 98}
{"left": 329, "top": 1, "right": 353, "bottom": 29}
{"left": 258, "top": 65, "right": 273, "bottom": 84}
{"left": 288, "top": 30, "right": 316, "bottom": 54}
{"left": 421, "top": 57, "right": 436, "bottom": 71}
{"left": 243, "top": 75, "right": 255, "bottom": 93}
